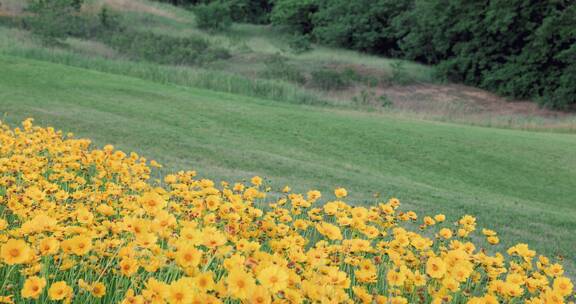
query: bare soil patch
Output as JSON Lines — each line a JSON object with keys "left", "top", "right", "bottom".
{"left": 327, "top": 63, "right": 569, "bottom": 119}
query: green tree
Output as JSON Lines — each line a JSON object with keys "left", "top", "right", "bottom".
{"left": 312, "top": 0, "right": 410, "bottom": 56}
{"left": 270, "top": 0, "right": 318, "bottom": 34}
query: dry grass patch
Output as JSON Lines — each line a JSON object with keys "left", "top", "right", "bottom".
{"left": 0, "top": 0, "right": 27, "bottom": 16}
{"left": 83, "top": 0, "right": 181, "bottom": 20}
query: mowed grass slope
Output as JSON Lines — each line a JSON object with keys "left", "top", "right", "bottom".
{"left": 1, "top": 55, "right": 575, "bottom": 273}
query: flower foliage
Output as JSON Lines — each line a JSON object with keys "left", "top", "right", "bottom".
{"left": 0, "top": 119, "right": 573, "bottom": 304}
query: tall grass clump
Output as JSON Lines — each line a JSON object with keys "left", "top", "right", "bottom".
{"left": 310, "top": 69, "right": 351, "bottom": 91}
{"left": 260, "top": 54, "right": 306, "bottom": 85}
{"left": 102, "top": 30, "right": 231, "bottom": 65}
{"left": 193, "top": 1, "right": 232, "bottom": 31}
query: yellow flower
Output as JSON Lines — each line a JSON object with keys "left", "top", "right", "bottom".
{"left": 307, "top": 190, "right": 322, "bottom": 202}
{"left": 143, "top": 278, "right": 169, "bottom": 302}
{"left": 257, "top": 265, "right": 289, "bottom": 293}
{"left": 543, "top": 289, "right": 567, "bottom": 304}
{"left": 504, "top": 282, "right": 524, "bottom": 297}
{"left": 423, "top": 216, "right": 436, "bottom": 226}
{"left": 76, "top": 207, "right": 94, "bottom": 225}
{"left": 21, "top": 276, "right": 47, "bottom": 299}
{"left": 439, "top": 228, "right": 453, "bottom": 239}
{"left": 547, "top": 263, "right": 564, "bottom": 277}
{"left": 175, "top": 244, "right": 202, "bottom": 269}
{"left": 120, "top": 257, "right": 140, "bottom": 277}
{"left": 25, "top": 186, "right": 45, "bottom": 202}
{"left": 48, "top": 281, "right": 72, "bottom": 301}
{"left": 434, "top": 214, "right": 446, "bottom": 222}
{"left": 316, "top": 222, "right": 343, "bottom": 240}
{"left": 334, "top": 187, "right": 348, "bottom": 198}
{"left": 251, "top": 176, "right": 262, "bottom": 186}
{"left": 426, "top": 257, "right": 447, "bottom": 279}
{"left": 387, "top": 268, "right": 406, "bottom": 287}
{"left": 202, "top": 227, "right": 227, "bottom": 248}
{"left": 355, "top": 259, "right": 377, "bottom": 283}
{"left": 390, "top": 296, "right": 408, "bottom": 304}
{"left": 412, "top": 270, "right": 427, "bottom": 286}
{"left": 91, "top": 282, "right": 107, "bottom": 298}
{"left": 168, "top": 279, "right": 195, "bottom": 304}
{"left": 293, "top": 219, "right": 309, "bottom": 230}
{"left": 194, "top": 272, "right": 215, "bottom": 292}
{"left": 70, "top": 235, "right": 92, "bottom": 256}
{"left": 120, "top": 289, "right": 144, "bottom": 304}
{"left": 352, "top": 286, "right": 372, "bottom": 304}
{"left": 226, "top": 269, "right": 256, "bottom": 300}
{"left": 1, "top": 239, "right": 31, "bottom": 265}
{"left": 248, "top": 285, "right": 271, "bottom": 304}
{"left": 39, "top": 237, "right": 60, "bottom": 256}
{"left": 553, "top": 276, "right": 574, "bottom": 297}
{"left": 139, "top": 191, "right": 167, "bottom": 215}
{"left": 487, "top": 236, "right": 499, "bottom": 245}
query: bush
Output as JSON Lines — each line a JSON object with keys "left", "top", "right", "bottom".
{"left": 312, "top": 0, "right": 410, "bottom": 55}
{"left": 98, "top": 6, "right": 121, "bottom": 31}
{"left": 287, "top": 34, "right": 312, "bottom": 54}
{"left": 310, "top": 69, "right": 351, "bottom": 91}
{"left": 103, "top": 31, "right": 230, "bottom": 65}
{"left": 226, "top": 0, "right": 272, "bottom": 24}
{"left": 261, "top": 54, "right": 306, "bottom": 84}
{"left": 193, "top": 2, "right": 232, "bottom": 31}
{"left": 25, "top": 0, "right": 85, "bottom": 45}
{"left": 270, "top": 0, "right": 318, "bottom": 34}
{"left": 22, "top": 0, "right": 120, "bottom": 45}
{"left": 387, "top": 60, "right": 414, "bottom": 86}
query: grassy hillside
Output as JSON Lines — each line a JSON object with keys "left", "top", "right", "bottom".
{"left": 1, "top": 0, "right": 575, "bottom": 132}
{"left": 1, "top": 55, "right": 575, "bottom": 273}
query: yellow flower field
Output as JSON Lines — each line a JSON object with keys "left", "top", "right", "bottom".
{"left": 0, "top": 119, "right": 573, "bottom": 304}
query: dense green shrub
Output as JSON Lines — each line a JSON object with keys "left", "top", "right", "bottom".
{"left": 398, "top": 0, "right": 575, "bottom": 109}
{"left": 193, "top": 2, "right": 232, "bottom": 31}
{"left": 225, "top": 0, "right": 272, "bottom": 24}
{"left": 480, "top": 4, "right": 576, "bottom": 109}
{"left": 287, "top": 34, "right": 312, "bottom": 54}
{"left": 260, "top": 55, "right": 306, "bottom": 84}
{"left": 312, "top": 0, "right": 410, "bottom": 56}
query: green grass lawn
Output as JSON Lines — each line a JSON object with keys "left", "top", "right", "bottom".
{"left": 1, "top": 55, "right": 575, "bottom": 274}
